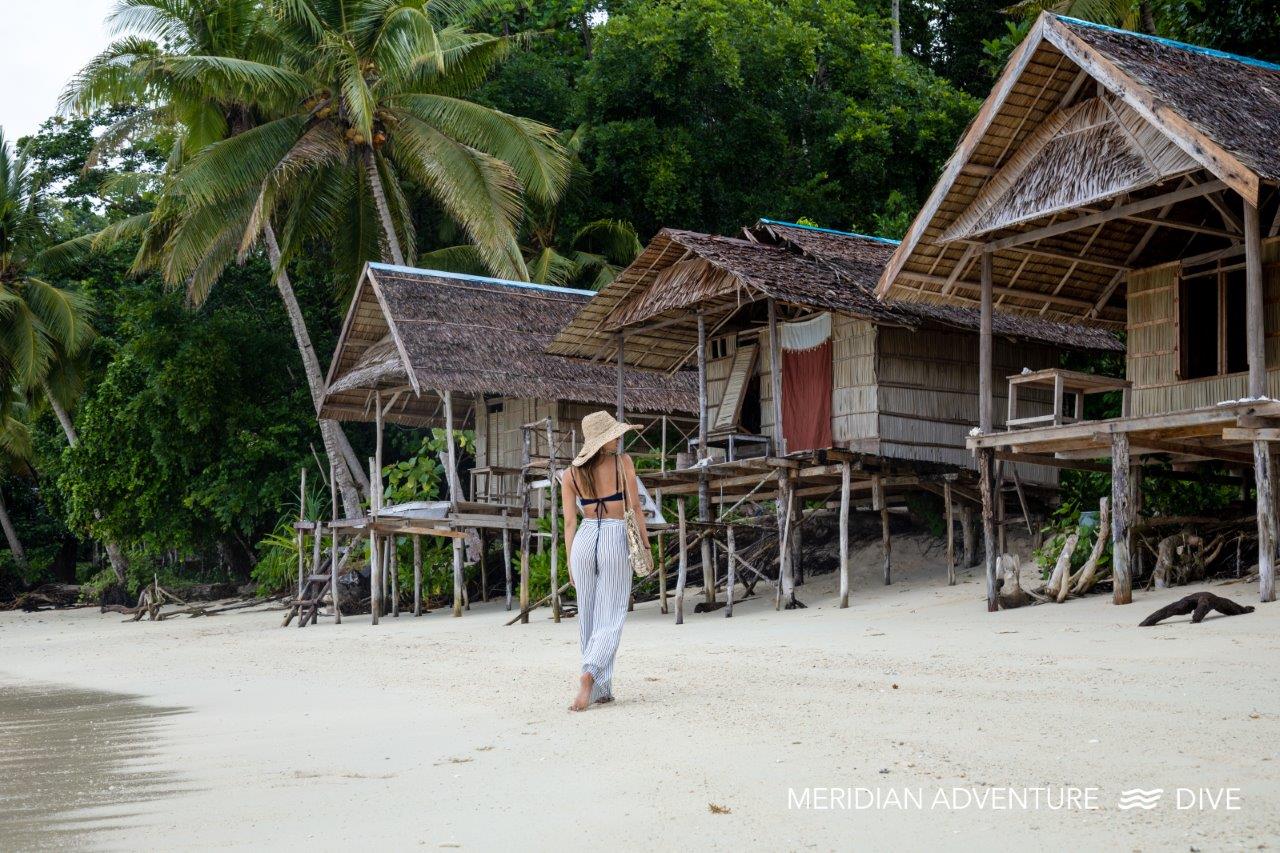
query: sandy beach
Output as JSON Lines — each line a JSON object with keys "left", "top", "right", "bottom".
{"left": 2, "top": 538, "right": 1278, "bottom": 851}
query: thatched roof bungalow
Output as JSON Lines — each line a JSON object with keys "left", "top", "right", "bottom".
{"left": 322, "top": 263, "right": 695, "bottom": 432}
{"left": 875, "top": 13, "right": 1280, "bottom": 609}
{"left": 549, "top": 219, "right": 1120, "bottom": 481}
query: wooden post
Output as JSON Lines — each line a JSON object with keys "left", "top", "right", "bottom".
{"left": 776, "top": 472, "right": 794, "bottom": 609}
{"left": 1245, "top": 201, "right": 1276, "bottom": 603}
{"left": 875, "top": 475, "right": 891, "bottom": 585}
{"left": 389, "top": 536, "right": 399, "bottom": 617}
{"left": 616, "top": 332, "right": 626, "bottom": 421}
{"left": 1111, "top": 432, "right": 1133, "bottom": 605}
{"left": 312, "top": 509, "right": 322, "bottom": 592}
{"left": 479, "top": 529, "right": 489, "bottom": 603}
{"left": 545, "top": 418, "right": 561, "bottom": 623}
{"left": 1254, "top": 441, "right": 1277, "bottom": 603}
{"left": 944, "top": 481, "right": 956, "bottom": 586}
{"left": 374, "top": 389, "right": 383, "bottom": 501}
{"left": 330, "top": 463, "right": 341, "bottom": 624}
{"left": 443, "top": 390, "right": 464, "bottom": 618}
{"left": 979, "top": 250, "right": 994, "bottom": 434}
{"left": 697, "top": 312, "right": 714, "bottom": 606}
{"left": 725, "top": 523, "right": 736, "bottom": 617}
{"left": 838, "top": 461, "right": 850, "bottom": 608}
{"left": 297, "top": 467, "right": 306, "bottom": 600}
{"left": 1244, "top": 201, "right": 1266, "bottom": 400}
{"left": 961, "top": 504, "right": 977, "bottom": 568}
{"left": 658, "top": 416, "right": 668, "bottom": 614}
{"left": 978, "top": 449, "right": 997, "bottom": 612}
{"left": 767, "top": 299, "right": 786, "bottom": 456}
{"left": 501, "top": 518, "right": 513, "bottom": 611}
{"left": 413, "top": 534, "right": 422, "bottom": 616}
{"left": 675, "top": 498, "right": 688, "bottom": 625}
{"left": 518, "top": 426, "right": 532, "bottom": 624}
{"left": 369, "top": 457, "right": 380, "bottom": 625}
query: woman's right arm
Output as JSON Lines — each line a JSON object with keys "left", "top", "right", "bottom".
{"left": 560, "top": 469, "right": 578, "bottom": 585}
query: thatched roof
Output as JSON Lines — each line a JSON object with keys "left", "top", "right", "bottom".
{"left": 876, "top": 13, "right": 1280, "bottom": 325}
{"left": 547, "top": 220, "right": 1121, "bottom": 372}
{"left": 320, "top": 264, "right": 696, "bottom": 428}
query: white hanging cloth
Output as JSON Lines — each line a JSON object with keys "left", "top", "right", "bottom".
{"left": 779, "top": 312, "right": 832, "bottom": 352}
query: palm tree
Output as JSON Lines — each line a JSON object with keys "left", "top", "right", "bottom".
{"left": 165, "top": 0, "right": 570, "bottom": 286}
{"left": 61, "top": 0, "right": 373, "bottom": 516}
{"left": 0, "top": 129, "right": 129, "bottom": 583}
{"left": 0, "top": 392, "right": 34, "bottom": 570}
{"left": 421, "top": 217, "right": 642, "bottom": 289}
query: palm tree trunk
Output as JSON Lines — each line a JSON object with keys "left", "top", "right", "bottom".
{"left": 891, "top": 0, "right": 901, "bottom": 56}
{"left": 42, "top": 384, "right": 129, "bottom": 586}
{"left": 262, "top": 225, "right": 366, "bottom": 517}
{"left": 363, "top": 145, "right": 406, "bottom": 266}
{"left": 0, "top": 487, "right": 28, "bottom": 570}
{"left": 1139, "top": 2, "right": 1157, "bottom": 34}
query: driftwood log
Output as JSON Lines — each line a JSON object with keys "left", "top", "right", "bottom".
{"left": 1138, "top": 592, "right": 1254, "bottom": 627}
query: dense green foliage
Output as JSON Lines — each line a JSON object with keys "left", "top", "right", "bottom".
{"left": 2, "top": 0, "right": 1276, "bottom": 597}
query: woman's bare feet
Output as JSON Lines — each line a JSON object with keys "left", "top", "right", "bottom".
{"left": 570, "top": 673, "right": 593, "bottom": 711}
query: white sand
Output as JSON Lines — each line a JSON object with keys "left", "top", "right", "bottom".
{"left": 2, "top": 537, "right": 1278, "bottom": 851}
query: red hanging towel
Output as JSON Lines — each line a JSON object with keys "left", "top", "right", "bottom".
{"left": 779, "top": 314, "right": 833, "bottom": 452}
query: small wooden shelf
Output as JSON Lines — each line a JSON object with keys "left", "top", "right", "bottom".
{"left": 1006, "top": 368, "right": 1131, "bottom": 430}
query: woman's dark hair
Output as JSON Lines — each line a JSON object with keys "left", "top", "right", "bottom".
{"left": 573, "top": 446, "right": 620, "bottom": 500}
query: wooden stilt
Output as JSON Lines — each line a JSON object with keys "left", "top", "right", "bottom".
{"left": 545, "top": 418, "right": 561, "bottom": 623}
{"left": 839, "top": 461, "right": 850, "bottom": 608}
{"left": 978, "top": 449, "right": 998, "bottom": 612}
{"left": 413, "top": 534, "right": 422, "bottom": 616}
{"left": 725, "top": 524, "right": 736, "bottom": 617}
{"left": 978, "top": 248, "right": 996, "bottom": 611}
{"left": 658, "top": 417, "right": 668, "bottom": 614}
{"left": 776, "top": 473, "right": 794, "bottom": 609}
{"left": 675, "top": 498, "right": 688, "bottom": 625}
{"left": 330, "top": 463, "right": 341, "bottom": 624}
{"left": 961, "top": 504, "right": 976, "bottom": 568}
{"left": 481, "top": 527, "right": 488, "bottom": 601}
{"left": 875, "top": 475, "right": 891, "bottom": 585}
{"left": 1111, "top": 432, "right": 1133, "bottom": 605}
{"left": 1255, "top": 442, "right": 1277, "bottom": 603}
{"left": 1245, "top": 200, "right": 1275, "bottom": 603}
{"left": 501, "top": 519, "right": 512, "bottom": 611}
{"left": 518, "top": 427, "right": 532, "bottom": 624}
{"left": 790, "top": 496, "right": 804, "bottom": 586}
{"left": 697, "top": 311, "right": 714, "bottom": 607}
{"left": 944, "top": 481, "right": 956, "bottom": 586}
{"left": 297, "top": 467, "right": 306, "bottom": 600}
{"left": 369, "top": 457, "right": 380, "bottom": 625}
{"left": 390, "top": 537, "right": 399, "bottom": 616}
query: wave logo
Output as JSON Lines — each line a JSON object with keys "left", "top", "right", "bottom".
{"left": 1117, "top": 788, "right": 1164, "bottom": 810}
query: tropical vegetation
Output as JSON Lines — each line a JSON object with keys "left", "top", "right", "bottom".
{"left": 0, "top": 0, "right": 1274, "bottom": 599}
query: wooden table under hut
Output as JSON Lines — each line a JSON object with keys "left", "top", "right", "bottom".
{"left": 876, "top": 12, "right": 1280, "bottom": 609}
{"left": 304, "top": 263, "right": 696, "bottom": 626}
{"left": 546, "top": 217, "right": 1123, "bottom": 615}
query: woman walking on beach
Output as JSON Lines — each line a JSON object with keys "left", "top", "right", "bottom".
{"left": 561, "top": 411, "right": 650, "bottom": 712}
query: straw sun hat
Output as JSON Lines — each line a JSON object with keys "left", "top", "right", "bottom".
{"left": 572, "top": 410, "right": 640, "bottom": 467}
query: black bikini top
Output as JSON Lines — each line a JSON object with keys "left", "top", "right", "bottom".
{"left": 579, "top": 491, "right": 623, "bottom": 506}
{"left": 573, "top": 459, "right": 626, "bottom": 517}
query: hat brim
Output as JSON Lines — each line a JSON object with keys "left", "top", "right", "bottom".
{"left": 571, "top": 422, "right": 641, "bottom": 466}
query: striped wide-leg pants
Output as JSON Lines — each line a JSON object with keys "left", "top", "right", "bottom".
{"left": 570, "top": 518, "right": 630, "bottom": 703}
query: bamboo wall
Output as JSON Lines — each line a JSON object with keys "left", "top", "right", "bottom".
{"left": 1126, "top": 238, "right": 1280, "bottom": 416}
{"left": 754, "top": 315, "right": 880, "bottom": 452}
{"left": 474, "top": 396, "right": 557, "bottom": 471}
{"left": 876, "top": 327, "right": 1058, "bottom": 487}
{"left": 699, "top": 313, "right": 1056, "bottom": 485}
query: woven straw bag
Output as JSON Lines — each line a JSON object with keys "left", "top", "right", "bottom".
{"left": 619, "top": 456, "right": 654, "bottom": 577}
